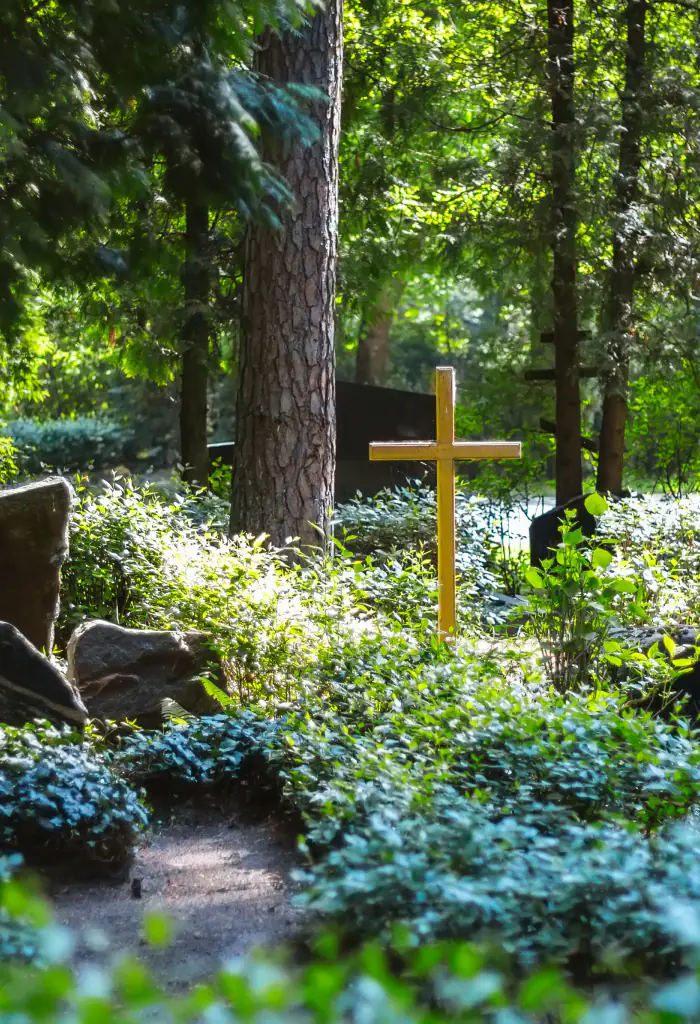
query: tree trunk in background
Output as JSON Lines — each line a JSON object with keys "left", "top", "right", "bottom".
{"left": 230, "top": 2, "right": 342, "bottom": 549}
{"left": 355, "top": 279, "right": 404, "bottom": 385}
{"left": 547, "top": 0, "right": 583, "bottom": 505}
{"left": 597, "top": 0, "right": 646, "bottom": 495}
{"left": 180, "top": 201, "right": 210, "bottom": 488}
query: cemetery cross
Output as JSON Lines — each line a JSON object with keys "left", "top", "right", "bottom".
{"left": 369, "top": 367, "right": 522, "bottom": 643}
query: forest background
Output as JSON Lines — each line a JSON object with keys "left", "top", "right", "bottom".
{"left": 2, "top": 0, "right": 699, "bottom": 502}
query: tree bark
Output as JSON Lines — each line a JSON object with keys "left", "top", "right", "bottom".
{"left": 355, "top": 279, "right": 403, "bottom": 385}
{"left": 596, "top": 0, "right": 646, "bottom": 495}
{"left": 547, "top": 0, "right": 583, "bottom": 505}
{"left": 230, "top": 2, "right": 342, "bottom": 549}
{"left": 179, "top": 200, "right": 210, "bottom": 488}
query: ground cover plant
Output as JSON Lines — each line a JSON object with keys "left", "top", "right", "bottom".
{"left": 7, "top": 872, "right": 700, "bottom": 1024}
{"left": 6, "top": 480, "right": 700, "bottom": 1008}
{"left": 0, "top": 721, "right": 148, "bottom": 875}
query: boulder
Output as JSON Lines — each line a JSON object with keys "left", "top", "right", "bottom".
{"left": 0, "top": 621, "right": 88, "bottom": 728}
{"left": 0, "top": 477, "right": 72, "bottom": 654}
{"left": 67, "top": 621, "right": 227, "bottom": 727}
{"left": 529, "top": 495, "right": 597, "bottom": 567}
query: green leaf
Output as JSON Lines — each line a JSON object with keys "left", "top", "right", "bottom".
{"left": 591, "top": 548, "right": 613, "bottom": 569}
{"left": 662, "top": 635, "right": 677, "bottom": 658}
{"left": 584, "top": 492, "right": 608, "bottom": 517}
{"left": 202, "top": 678, "right": 236, "bottom": 709}
{"left": 612, "top": 579, "right": 637, "bottom": 594}
{"left": 525, "top": 568, "right": 544, "bottom": 589}
{"left": 142, "top": 911, "right": 172, "bottom": 948}
{"left": 563, "top": 528, "right": 584, "bottom": 547}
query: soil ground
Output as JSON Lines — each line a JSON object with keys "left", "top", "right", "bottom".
{"left": 51, "top": 802, "right": 306, "bottom": 991}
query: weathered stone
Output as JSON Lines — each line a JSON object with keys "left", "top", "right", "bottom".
{"left": 67, "top": 621, "right": 226, "bottom": 727}
{"left": 0, "top": 621, "right": 88, "bottom": 727}
{"left": 529, "top": 495, "right": 597, "bottom": 567}
{"left": 0, "top": 477, "right": 73, "bottom": 654}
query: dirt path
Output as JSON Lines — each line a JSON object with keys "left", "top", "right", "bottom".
{"left": 51, "top": 804, "right": 306, "bottom": 990}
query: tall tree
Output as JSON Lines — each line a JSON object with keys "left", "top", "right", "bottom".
{"left": 355, "top": 279, "right": 404, "bottom": 385}
{"left": 547, "top": 0, "right": 583, "bottom": 505}
{"left": 180, "top": 201, "right": 211, "bottom": 486}
{"left": 230, "top": 4, "right": 343, "bottom": 549}
{"left": 596, "top": 0, "right": 647, "bottom": 496}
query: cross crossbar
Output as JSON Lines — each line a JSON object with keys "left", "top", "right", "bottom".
{"left": 368, "top": 367, "right": 522, "bottom": 642}
{"left": 369, "top": 441, "right": 522, "bottom": 461}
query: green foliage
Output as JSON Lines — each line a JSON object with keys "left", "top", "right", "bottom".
{"left": 2, "top": 418, "right": 136, "bottom": 475}
{"left": 114, "top": 712, "right": 279, "bottom": 786}
{"left": 0, "top": 855, "right": 48, "bottom": 963}
{"left": 627, "top": 369, "right": 700, "bottom": 497}
{"left": 597, "top": 495, "right": 700, "bottom": 627}
{"left": 334, "top": 484, "right": 514, "bottom": 621}
{"left": 523, "top": 493, "right": 649, "bottom": 690}
{"left": 6, "top": 870, "right": 700, "bottom": 1024}
{"left": 0, "top": 434, "right": 18, "bottom": 485}
{"left": 12, "top": 482, "right": 700, "bottom": 989}
{"left": 0, "top": 722, "right": 148, "bottom": 875}
{"left": 272, "top": 669, "right": 700, "bottom": 973}
{"left": 59, "top": 481, "right": 483, "bottom": 694}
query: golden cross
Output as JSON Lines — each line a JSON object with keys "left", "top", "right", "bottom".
{"left": 369, "top": 367, "right": 522, "bottom": 642}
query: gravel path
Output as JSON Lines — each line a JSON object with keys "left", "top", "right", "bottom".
{"left": 51, "top": 804, "right": 306, "bottom": 990}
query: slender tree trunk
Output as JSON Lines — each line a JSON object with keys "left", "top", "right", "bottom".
{"left": 547, "top": 0, "right": 583, "bottom": 505}
{"left": 230, "top": 2, "right": 343, "bottom": 549}
{"left": 355, "top": 279, "right": 403, "bottom": 385}
{"left": 596, "top": 0, "right": 646, "bottom": 495}
{"left": 180, "top": 200, "right": 210, "bottom": 487}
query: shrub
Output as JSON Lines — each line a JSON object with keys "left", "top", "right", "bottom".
{"left": 270, "top": 661, "right": 700, "bottom": 975}
{"left": 39, "top": 479, "right": 700, "bottom": 983}
{"left": 114, "top": 711, "right": 281, "bottom": 787}
{"left": 0, "top": 435, "right": 18, "bottom": 485}
{"left": 0, "top": 855, "right": 46, "bottom": 962}
{"left": 1, "top": 416, "right": 136, "bottom": 475}
{"left": 4, "top": 871, "right": 700, "bottom": 1020}
{"left": 627, "top": 368, "right": 700, "bottom": 496}
{"left": 0, "top": 722, "right": 149, "bottom": 874}
{"left": 58, "top": 480, "right": 455, "bottom": 695}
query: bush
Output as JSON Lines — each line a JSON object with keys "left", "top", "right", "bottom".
{"left": 627, "top": 369, "right": 700, "bottom": 496}
{"left": 0, "top": 855, "right": 46, "bottom": 962}
{"left": 1, "top": 416, "right": 136, "bottom": 475}
{"left": 0, "top": 435, "right": 18, "bottom": 485}
{"left": 0, "top": 722, "right": 149, "bottom": 874}
{"left": 114, "top": 711, "right": 281, "bottom": 787}
{"left": 26, "top": 479, "right": 700, "bottom": 987}
{"left": 58, "top": 479, "right": 458, "bottom": 694}
{"left": 111, "top": 659, "right": 700, "bottom": 979}
{"left": 5, "top": 868, "right": 700, "bottom": 1021}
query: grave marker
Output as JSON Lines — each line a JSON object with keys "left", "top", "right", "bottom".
{"left": 370, "top": 367, "right": 522, "bottom": 643}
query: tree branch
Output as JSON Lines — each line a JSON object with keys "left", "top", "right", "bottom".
{"left": 426, "top": 112, "right": 508, "bottom": 134}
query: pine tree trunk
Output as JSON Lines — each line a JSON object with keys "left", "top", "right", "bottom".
{"left": 230, "top": 3, "right": 342, "bottom": 549}
{"left": 596, "top": 0, "right": 646, "bottom": 495}
{"left": 180, "top": 200, "right": 210, "bottom": 488}
{"left": 355, "top": 279, "right": 403, "bottom": 385}
{"left": 547, "top": 0, "right": 583, "bottom": 505}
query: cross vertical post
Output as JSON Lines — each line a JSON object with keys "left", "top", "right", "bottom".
{"left": 368, "top": 366, "right": 522, "bottom": 642}
{"left": 436, "top": 367, "right": 457, "bottom": 642}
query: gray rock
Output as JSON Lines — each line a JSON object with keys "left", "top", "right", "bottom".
{"left": 67, "top": 621, "right": 227, "bottom": 727}
{"left": 0, "top": 478, "right": 72, "bottom": 654}
{"left": 0, "top": 621, "right": 88, "bottom": 727}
